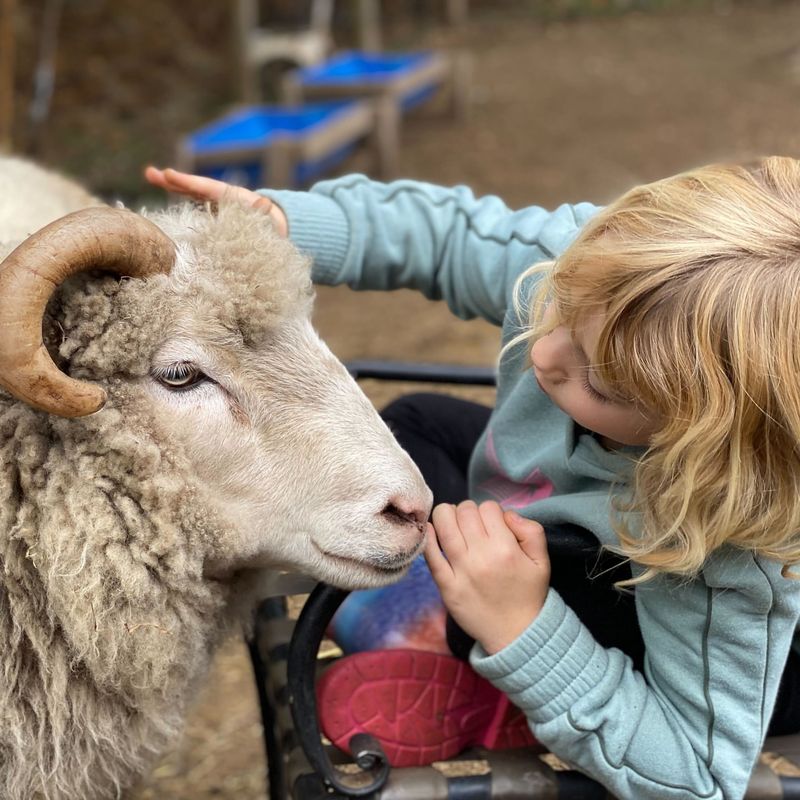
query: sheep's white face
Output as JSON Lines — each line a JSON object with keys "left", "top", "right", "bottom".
{"left": 140, "top": 219, "right": 432, "bottom": 590}
{"left": 147, "top": 322, "right": 431, "bottom": 588}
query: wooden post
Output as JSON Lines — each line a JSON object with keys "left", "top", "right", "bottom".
{"left": 445, "top": 0, "right": 468, "bottom": 27}
{"left": 234, "top": 0, "right": 257, "bottom": 103}
{"left": 0, "top": 0, "right": 15, "bottom": 153}
{"left": 264, "top": 138, "right": 295, "bottom": 189}
{"left": 357, "top": 0, "right": 381, "bottom": 53}
{"left": 371, "top": 96, "right": 399, "bottom": 179}
{"left": 310, "top": 0, "right": 334, "bottom": 36}
{"left": 280, "top": 71, "right": 303, "bottom": 105}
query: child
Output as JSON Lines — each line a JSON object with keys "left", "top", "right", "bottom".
{"left": 146, "top": 159, "right": 800, "bottom": 800}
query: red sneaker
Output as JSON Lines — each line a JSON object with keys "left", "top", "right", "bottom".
{"left": 316, "top": 649, "right": 539, "bottom": 767}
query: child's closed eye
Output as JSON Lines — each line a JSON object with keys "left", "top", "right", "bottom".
{"left": 582, "top": 370, "right": 612, "bottom": 404}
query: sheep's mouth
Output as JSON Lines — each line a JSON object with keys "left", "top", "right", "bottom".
{"left": 312, "top": 542, "right": 418, "bottom": 575}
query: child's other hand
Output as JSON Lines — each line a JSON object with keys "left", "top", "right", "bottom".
{"left": 144, "top": 166, "right": 288, "bottom": 237}
{"left": 424, "top": 500, "right": 550, "bottom": 656}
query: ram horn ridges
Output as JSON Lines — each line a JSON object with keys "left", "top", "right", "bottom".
{"left": 0, "top": 206, "right": 175, "bottom": 417}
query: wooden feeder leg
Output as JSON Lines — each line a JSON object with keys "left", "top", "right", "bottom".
{"left": 264, "top": 139, "right": 295, "bottom": 189}
{"left": 371, "top": 96, "right": 400, "bottom": 179}
{"left": 280, "top": 72, "right": 303, "bottom": 105}
{"left": 174, "top": 139, "right": 195, "bottom": 175}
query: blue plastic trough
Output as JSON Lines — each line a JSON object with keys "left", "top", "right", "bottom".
{"left": 283, "top": 50, "right": 459, "bottom": 177}
{"left": 295, "top": 51, "right": 443, "bottom": 111}
{"left": 179, "top": 99, "right": 373, "bottom": 189}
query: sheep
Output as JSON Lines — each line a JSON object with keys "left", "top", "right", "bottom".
{"left": 0, "top": 155, "right": 103, "bottom": 243}
{"left": 0, "top": 157, "right": 432, "bottom": 800}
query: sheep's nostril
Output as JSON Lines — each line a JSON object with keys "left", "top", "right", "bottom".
{"left": 381, "top": 503, "right": 426, "bottom": 532}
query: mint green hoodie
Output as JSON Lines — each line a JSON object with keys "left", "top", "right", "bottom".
{"left": 265, "top": 175, "right": 800, "bottom": 800}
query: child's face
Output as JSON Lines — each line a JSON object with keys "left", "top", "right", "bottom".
{"left": 530, "top": 305, "right": 660, "bottom": 450}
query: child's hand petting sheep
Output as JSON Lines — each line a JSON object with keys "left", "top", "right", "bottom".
{"left": 424, "top": 500, "right": 550, "bottom": 656}
{"left": 144, "top": 166, "right": 289, "bottom": 236}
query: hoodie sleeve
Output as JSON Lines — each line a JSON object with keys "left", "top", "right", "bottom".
{"left": 262, "top": 175, "right": 598, "bottom": 327}
{"left": 470, "top": 550, "right": 800, "bottom": 800}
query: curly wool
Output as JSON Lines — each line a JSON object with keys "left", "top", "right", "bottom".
{"left": 0, "top": 200, "right": 313, "bottom": 799}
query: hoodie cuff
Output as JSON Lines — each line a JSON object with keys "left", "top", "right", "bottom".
{"left": 258, "top": 189, "right": 350, "bottom": 285}
{"left": 470, "top": 589, "right": 610, "bottom": 724}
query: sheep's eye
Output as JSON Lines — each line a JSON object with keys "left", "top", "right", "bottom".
{"left": 153, "top": 362, "right": 208, "bottom": 391}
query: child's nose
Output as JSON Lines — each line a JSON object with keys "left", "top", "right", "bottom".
{"left": 531, "top": 334, "right": 570, "bottom": 380}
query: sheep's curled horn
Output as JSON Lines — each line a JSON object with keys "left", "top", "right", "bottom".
{"left": 0, "top": 207, "right": 175, "bottom": 418}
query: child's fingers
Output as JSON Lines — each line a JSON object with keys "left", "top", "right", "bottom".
{"left": 144, "top": 166, "right": 176, "bottom": 192}
{"left": 145, "top": 166, "right": 222, "bottom": 202}
{"left": 478, "top": 501, "right": 533, "bottom": 553}
{"left": 146, "top": 165, "right": 288, "bottom": 235}
{"left": 503, "top": 510, "right": 548, "bottom": 563}
{"left": 251, "top": 194, "right": 276, "bottom": 213}
{"left": 431, "top": 503, "right": 468, "bottom": 560}
{"left": 454, "top": 500, "right": 490, "bottom": 543}
{"left": 476, "top": 500, "right": 511, "bottom": 537}
{"left": 145, "top": 166, "right": 191, "bottom": 191}
{"left": 423, "top": 523, "right": 454, "bottom": 581}
{"left": 162, "top": 168, "right": 227, "bottom": 200}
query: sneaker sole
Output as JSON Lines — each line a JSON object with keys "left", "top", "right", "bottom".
{"left": 316, "top": 649, "right": 537, "bottom": 767}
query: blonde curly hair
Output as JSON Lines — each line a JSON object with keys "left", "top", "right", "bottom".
{"left": 511, "top": 156, "right": 800, "bottom": 582}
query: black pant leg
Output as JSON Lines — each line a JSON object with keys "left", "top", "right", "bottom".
{"left": 769, "top": 648, "right": 800, "bottom": 735}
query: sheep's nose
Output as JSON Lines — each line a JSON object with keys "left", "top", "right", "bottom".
{"left": 380, "top": 498, "right": 428, "bottom": 533}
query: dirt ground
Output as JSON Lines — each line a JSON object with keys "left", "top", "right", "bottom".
{"left": 34, "top": 2, "right": 800, "bottom": 797}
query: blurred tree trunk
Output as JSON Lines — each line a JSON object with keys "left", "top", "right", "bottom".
{"left": 27, "top": 0, "right": 63, "bottom": 157}
{"left": 0, "top": 0, "right": 14, "bottom": 153}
